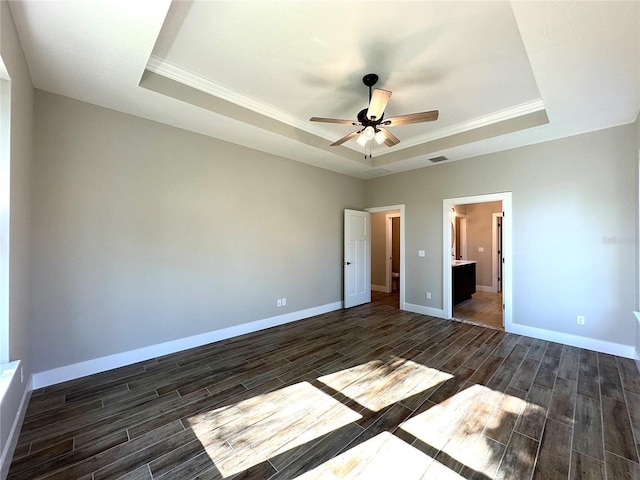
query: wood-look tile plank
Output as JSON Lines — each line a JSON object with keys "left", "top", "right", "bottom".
{"left": 601, "top": 395, "right": 639, "bottom": 462}
{"left": 6, "top": 438, "right": 73, "bottom": 477}
{"left": 268, "top": 423, "right": 364, "bottom": 479}
{"left": 605, "top": 451, "right": 640, "bottom": 480}
{"left": 618, "top": 357, "right": 640, "bottom": 395}
{"left": 557, "top": 350, "right": 579, "bottom": 381}
{"left": 626, "top": 391, "right": 640, "bottom": 444}
{"left": 116, "top": 464, "right": 153, "bottom": 480}
{"left": 573, "top": 394, "right": 604, "bottom": 461}
{"left": 484, "top": 387, "right": 527, "bottom": 445}
{"left": 526, "top": 339, "right": 548, "bottom": 361}
{"left": 544, "top": 343, "right": 564, "bottom": 359}
{"left": 502, "top": 343, "right": 529, "bottom": 370}
{"left": 509, "top": 357, "right": 540, "bottom": 392}
{"left": 35, "top": 421, "right": 185, "bottom": 480}
{"left": 486, "top": 365, "right": 516, "bottom": 393}
{"left": 494, "top": 431, "right": 538, "bottom": 480}
{"left": 571, "top": 451, "right": 605, "bottom": 480}
{"left": 514, "top": 384, "right": 552, "bottom": 441}
{"left": 533, "top": 354, "right": 560, "bottom": 389}
{"left": 468, "top": 354, "right": 505, "bottom": 386}
{"left": 547, "top": 377, "right": 576, "bottom": 426}
{"left": 531, "top": 418, "right": 572, "bottom": 480}
{"left": 599, "top": 363, "right": 625, "bottom": 401}
{"left": 425, "top": 366, "right": 475, "bottom": 406}
{"left": 577, "top": 358, "right": 600, "bottom": 399}
{"left": 8, "top": 429, "right": 129, "bottom": 480}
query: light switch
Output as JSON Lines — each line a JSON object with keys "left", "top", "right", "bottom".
{"left": 418, "top": 250, "right": 425, "bottom": 257}
{"left": 478, "top": 247, "right": 484, "bottom": 252}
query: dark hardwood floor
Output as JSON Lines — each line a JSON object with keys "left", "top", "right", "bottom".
{"left": 9, "top": 295, "right": 640, "bottom": 479}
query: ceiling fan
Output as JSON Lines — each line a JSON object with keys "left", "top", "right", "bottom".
{"left": 310, "top": 73, "right": 439, "bottom": 153}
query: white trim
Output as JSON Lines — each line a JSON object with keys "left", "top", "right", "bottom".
{"left": 386, "top": 212, "right": 400, "bottom": 294}
{"left": 146, "top": 56, "right": 544, "bottom": 156}
{"left": 387, "top": 99, "right": 545, "bottom": 153}
{"left": 404, "top": 303, "right": 445, "bottom": 319}
{"left": 635, "top": 312, "right": 640, "bottom": 369}
{"left": 146, "top": 56, "right": 340, "bottom": 145}
{"left": 0, "top": 374, "right": 31, "bottom": 480}
{"left": 32, "top": 302, "right": 342, "bottom": 389}
{"left": 491, "top": 212, "right": 503, "bottom": 294}
{"left": 371, "top": 284, "right": 388, "bottom": 293}
{"left": 443, "top": 193, "right": 512, "bottom": 331}
{"left": 404, "top": 304, "right": 635, "bottom": 360}
{"left": 366, "top": 205, "right": 405, "bottom": 310}
{"left": 508, "top": 322, "right": 636, "bottom": 360}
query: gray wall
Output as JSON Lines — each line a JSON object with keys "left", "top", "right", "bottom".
{"left": 365, "top": 124, "right": 638, "bottom": 347}
{"left": 31, "top": 91, "right": 364, "bottom": 373}
{"left": 1, "top": 0, "right": 33, "bottom": 466}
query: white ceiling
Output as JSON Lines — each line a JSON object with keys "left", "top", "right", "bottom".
{"left": 8, "top": 0, "right": 640, "bottom": 179}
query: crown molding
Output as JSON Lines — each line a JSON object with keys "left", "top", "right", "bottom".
{"left": 146, "top": 55, "right": 545, "bottom": 156}
{"left": 381, "top": 99, "right": 546, "bottom": 155}
{"left": 146, "top": 55, "right": 343, "bottom": 144}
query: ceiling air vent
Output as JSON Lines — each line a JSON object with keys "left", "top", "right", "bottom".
{"left": 429, "top": 155, "right": 448, "bottom": 163}
{"left": 366, "top": 168, "right": 390, "bottom": 176}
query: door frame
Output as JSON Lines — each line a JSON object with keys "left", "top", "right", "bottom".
{"left": 386, "top": 212, "right": 401, "bottom": 293}
{"left": 366, "top": 205, "right": 405, "bottom": 310}
{"left": 443, "top": 193, "right": 512, "bottom": 331}
{"left": 492, "top": 212, "right": 503, "bottom": 294}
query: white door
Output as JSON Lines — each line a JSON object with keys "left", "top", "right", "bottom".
{"left": 344, "top": 209, "right": 371, "bottom": 308}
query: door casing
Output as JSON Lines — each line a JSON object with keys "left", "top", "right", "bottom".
{"left": 443, "top": 193, "right": 512, "bottom": 331}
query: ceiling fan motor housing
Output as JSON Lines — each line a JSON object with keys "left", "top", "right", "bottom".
{"left": 357, "top": 108, "right": 383, "bottom": 128}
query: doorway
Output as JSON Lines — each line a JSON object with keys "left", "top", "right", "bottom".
{"left": 367, "top": 205, "right": 405, "bottom": 310}
{"left": 443, "top": 193, "right": 512, "bottom": 332}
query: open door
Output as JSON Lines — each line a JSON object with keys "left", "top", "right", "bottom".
{"left": 344, "top": 209, "right": 371, "bottom": 308}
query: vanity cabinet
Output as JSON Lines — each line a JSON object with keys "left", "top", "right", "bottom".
{"left": 452, "top": 261, "right": 476, "bottom": 305}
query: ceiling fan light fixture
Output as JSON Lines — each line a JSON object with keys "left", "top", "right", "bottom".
{"left": 356, "top": 134, "right": 369, "bottom": 147}
{"left": 374, "top": 130, "right": 386, "bottom": 145}
{"left": 362, "top": 125, "right": 375, "bottom": 140}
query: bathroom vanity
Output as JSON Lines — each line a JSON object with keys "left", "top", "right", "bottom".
{"left": 452, "top": 260, "right": 476, "bottom": 305}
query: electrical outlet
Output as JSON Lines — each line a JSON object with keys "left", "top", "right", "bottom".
{"left": 577, "top": 315, "right": 585, "bottom": 325}
{"left": 277, "top": 299, "right": 282, "bottom": 307}
{"left": 426, "top": 292, "right": 431, "bottom": 299}
{"left": 282, "top": 298, "right": 287, "bottom": 306}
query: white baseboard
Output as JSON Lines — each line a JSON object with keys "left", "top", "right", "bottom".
{"left": 507, "top": 322, "right": 636, "bottom": 359}
{"left": 371, "top": 284, "right": 389, "bottom": 293}
{"left": 0, "top": 375, "right": 31, "bottom": 480}
{"left": 406, "top": 303, "right": 635, "bottom": 360}
{"left": 404, "top": 303, "right": 445, "bottom": 319}
{"left": 32, "top": 301, "right": 342, "bottom": 389}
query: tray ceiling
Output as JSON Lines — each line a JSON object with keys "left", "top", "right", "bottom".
{"left": 8, "top": 0, "right": 640, "bottom": 178}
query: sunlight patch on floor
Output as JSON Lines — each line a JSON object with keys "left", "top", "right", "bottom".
{"left": 402, "top": 384, "right": 533, "bottom": 478}
{"left": 318, "top": 357, "right": 452, "bottom": 412}
{"left": 184, "top": 381, "right": 361, "bottom": 478}
{"left": 293, "top": 432, "right": 434, "bottom": 479}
